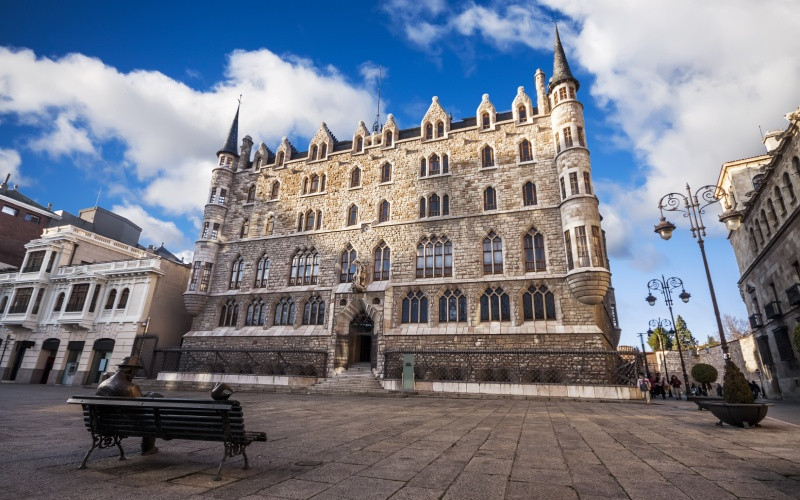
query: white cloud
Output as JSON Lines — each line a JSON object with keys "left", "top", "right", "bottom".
{"left": 0, "top": 148, "right": 23, "bottom": 184}
{"left": 110, "top": 203, "right": 189, "bottom": 251}
{"left": 28, "top": 111, "right": 95, "bottom": 157}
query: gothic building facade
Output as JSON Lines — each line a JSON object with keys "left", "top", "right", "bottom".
{"left": 182, "top": 31, "right": 621, "bottom": 381}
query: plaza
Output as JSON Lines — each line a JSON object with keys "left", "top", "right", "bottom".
{"left": 1, "top": 384, "right": 798, "bottom": 499}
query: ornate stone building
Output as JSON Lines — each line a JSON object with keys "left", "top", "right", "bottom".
{"left": 182, "top": 30, "right": 621, "bottom": 381}
{"left": 717, "top": 105, "right": 800, "bottom": 400}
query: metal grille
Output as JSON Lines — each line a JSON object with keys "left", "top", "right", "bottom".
{"left": 383, "top": 349, "right": 642, "bottom": 386}
{"left": 154, "top": 348, "right": 327, "bottom": 378}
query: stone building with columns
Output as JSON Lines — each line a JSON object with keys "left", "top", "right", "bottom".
{"left": 180, "top": 30, "right": 622, "bottom": 385}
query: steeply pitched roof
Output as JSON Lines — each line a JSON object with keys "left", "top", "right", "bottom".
{"left": 217, "top": 104, "right": 240, "bottom": 157}
{"left": 549, "top": 25, "right": 579, "bottom": 93}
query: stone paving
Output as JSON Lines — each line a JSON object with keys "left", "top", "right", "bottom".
{"left": 1, "top": 384, "right": 799, "bottom": 499}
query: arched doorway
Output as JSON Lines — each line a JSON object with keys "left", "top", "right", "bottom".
{"left": 348, "top": 311, "right": 375, "bottom": 367}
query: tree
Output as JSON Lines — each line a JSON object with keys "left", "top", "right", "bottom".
{"left": 673, "top": 315, "right": 698, "bottom": 350}
{"left": 705, "top": 335, "right": 720, "bottom": 347}
{"left": 691, "top": 363, "right": 718, "bottom": 395}
{"left": 648, "top": 327, "right": 672, "bottom": 351}
{"left": 722, "top": 313, "right": 750, "bottom": 340}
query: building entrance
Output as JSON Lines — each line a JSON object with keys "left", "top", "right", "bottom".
{"left": 348, "top": 311, "right": 375, "bottom": 367}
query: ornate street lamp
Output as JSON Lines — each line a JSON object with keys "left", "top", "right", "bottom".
{"left": 647, "top": 318, "right": 673, "bottom": 385}
{"left": 654, "top": 184, "right": 742, "bottom": 358}
{"left": 646, "top": 276, "right": 691, "bottom": 392}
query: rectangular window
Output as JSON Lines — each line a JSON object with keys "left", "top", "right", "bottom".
{"left": 591, "top": 226, "right": 604, "bottom": 267}
{"left": 189, "top": 261, "right": 201, "bottom": 291}
{"left": 9, "top": 287, "right": 33, "bottom": 314}
{"left": 65, "top": 283, "right": 90, "bottom": 312}
{"left": 569, "top": 172, "right": 579, "bottom": 195}
{"left": 24, "top": 213, "right": 41, "bottom": 224}
{"left": 555, "top": 132, "right": 561, "bottom": 153}
{"left": 30, "top": 289, "right": 43, "bottom": 315}
{"left": 210, "top": 223, "right": 220, "bottom": 239}
{"left": 583, "top": 172, "right": 592, "bottom": 195}
{"left": 576, "top": 226, "right": 590, "bottom": 267}
{"left": 202, "top": 222, "right": 210, "bottom": 239}
{"left": 2, "top": 205, "right": 19, "bottom": 216}
{"left": 563, "top": 127, "right": 573, "bottom": 148}
{"left": 577, "top": 126, "right": 586, "bottom": 147}
{"left": 560, "top": 177, "right": 567, "bottom": 200}
{"left": 564, "top": 231, "right": 574, "bottom": 271}
{"left": 46, "top": 252, "right": 56, "bottom": 273}
{"left": 200, "top": 263, "right": 213, "bottom": 292}
{"left": 218, "top": 189, "right": 227, "bottom": 205}
{"left": 559, "top": 87, "right": 567, "bottom": 101}
{"left": 209, "top": 187, "right": 216, "bottom": 204}
{"left": 22, "top": 251, "right": 46, "bottom": 273}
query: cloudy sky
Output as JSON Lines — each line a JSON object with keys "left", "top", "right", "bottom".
{"left": 1, "top": 0, "right": 798, "bottom": 348}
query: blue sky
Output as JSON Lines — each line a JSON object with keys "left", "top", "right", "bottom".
{"left": 2, "top": 1, "right": 799, "bottom": 349}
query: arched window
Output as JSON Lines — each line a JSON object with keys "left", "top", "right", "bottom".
{"left": 381, "top": 162, "right": 392, "bottom": 183}
{"left": 439, "top": 289, "right": 466, "bottom": 323}
{"left": 481, "top": 146, "right": 494, "bottom": 168}
{"left": 480, "top": 287, "right": 510, "bottom": 322}
{"left": 416, "top": 236, "right": 453, "bottom": 278}
{"left": 247, "top": 185, "right": 256, "bottom": 203}
{"left": 305, "top": 209, "right": 316, "bottom": 231}
{"left": 229, "top": 256, "right": 244, "bottom": 289}
{"left": 273, "top": 297, "right": 295, "bottom": 326}
{"left": 749, "top": 228, "right": 759, "bottom": 251}
{"left": 401, "top": 291, "right": 428, "bottom": 324}
{"left": 425, "top": 123, "right": 433, "bottom": 140}
{"left": 320, "top": 174, "right": 326, "bottom": 192}
{"left": 523, "top": 182, "right": 537, "bottom": 206}
{"left": 54, "top": 292, "right": 66, "bottom": 312}
{"left": 518, "top": 105, "right": 527, "bottom": 122}
{"left": 481, "top": 112, "right": 490, "bottom": 129}
{"left": 436, "top": 121, "right": 444, "bottom": 137}
{"left": 303, "top": 295, "right": 325, "bottom": 325}
{"left": 315, "top": 210, "right": 323, "bottom": 230}
{"left": 356, "top": 136, "right": 363, "bottom": 152}
{"left": 760, "top": 210, "right": 771, "bottom": 237}
{"left": 302, "top": 177, "right": 309, "bottom": 195}
{"left": 104, "top": 289, "right": 117, "bottom": 310}
{"left": 784, "top": 171, "right": 796, "bottom": 203}
{"left": 289, "top": 248, "right": 320, "bottom": 285}
{"left": 420, "top": 158, "right": 427, "bottom": 177}
{"left": 442, "top": 194, "right": 450, "bottom": 216}
{"left": 219, "top": 299, "right": 239, "bottom": 327}
{"left": 484, "top": 186, "right": 497, "bottom": 210}
{"left": 320, "top": 143, "right": 327, "bottom": 159}
{"left": 429, "top": 194, "right": 441, "bottom": 217}
{"left": 385, "top": 131, "right": 393, "bottom": 146}
{"left": 519, "top": 140, "right": 532, "bottom": 162}
{"left": 310, "top": 174, "right": 320, "bottom": 193}
{"left": 483, "top": 231, "right": 503, "bottom": 274}
{"left": 523, "top": 285, "right": 556, "bottom": 320}
{"left": 254, "top": 255, "right": 270, "bottom": 288}
{"left": 754, "top": 223, "right": 765, "bottom": 245}
{"left": 240, "top": 218, "right": 249, "bottom": 238}
{"left": 347, "top": 204, "right": 358, "bottom": 226}
{"left": 310, "top": 144, "right": 318, "bottom": 161}
{"left": 350, "top": 167, "right": 361, "bottom": 187}
{"left": 775, "top": 186, "right": 787, "bottom": 215}
{"left": 245, "top": 298, "right": 266, "bottom": 326}
{"left": 766, "top": 199, "right": 778, "bottom": 227}
{"left": 419, "top": 197, "right": 426, "bottom": 218}
{"left": 443, "top": 154, "right": 449, "bottom": 173}
{"left": 524, "top": 228, "right": 546, "bottom": 272}
{"left": 340, "top": 244, "right": 357, "bottom": 283}
{"left": 378, "top": 200, "right": 390, "bottom": 222}
{"left": 270, "top": 181, "right": 280, "bottom": 199}
{"left": 276, "top": 151, "right": 284, "bottom": 167}
{"left": 265, "top": 215, "right": 274, "bottom": 235}
{"left": 430, "top": 154, "right": 440, "bottom": 175}
{"left": 117, "top": 288, "right": 129, "bottom": 309}
{"left": 374, "top": 241, "right": 391, "bottom": 281}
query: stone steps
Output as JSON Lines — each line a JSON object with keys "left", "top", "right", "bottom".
{"left": 308, "top": 364, "right": 390, "bottom": 396}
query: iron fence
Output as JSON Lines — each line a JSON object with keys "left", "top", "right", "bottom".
{"left": 152, "top": 348, "right": 327, "bottom": 378}
{"left": 383, "top": 349, "right": 642, "bottom": 386}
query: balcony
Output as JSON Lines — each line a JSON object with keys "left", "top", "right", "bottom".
{"left": 786, "top": 283, "right": 800, "bottom": 306}
{"left": 0, "top": 310, "right": 38, "bottom": 331}
{"left": 764, "top": 301, "right": 783, "bottom": 320}
{"left": 748, "top": 313, "right": 763, "bottom": 329}
{"left": 56, "top": 311, "right": 94, "bottom": 330}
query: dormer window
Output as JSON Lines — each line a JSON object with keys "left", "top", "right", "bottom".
{"left": 481, "top": 113, "right": 490, "bottom": 130}
{"left": 247, "top": 185, "right": 256, "bottom": 203}
{"left": 385, "top": 131, "right": 393, "bottom": 147}
{"left": 320, "top": 143, "right": 327, "bottom": 159}
{"left": 518, "top": 105, "right": 527, "bottom": 122}
{"left": 356, "top": 136, "right": 363, "bottom": 152}
{"left": 425, "top": 123, "right": 433, "bottom": 140}
{"left": 276, "top": 151, "right": 284, "bottom": 167}
{"left": 437, "top": 121, "right": 444, "bottom": 137}
{"left": 310, "top": 145, "right": 318, "bottom": 161}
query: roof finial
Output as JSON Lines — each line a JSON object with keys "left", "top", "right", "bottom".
{"left": 372, "top": 66, "right": 383, "bottom": 133}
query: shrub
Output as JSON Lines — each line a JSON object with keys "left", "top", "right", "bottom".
{"left": 691, "top": 363, "right": 718, "bottom": 385}
{"left": 723, "top": 359, "right": 754, "bottom": 404}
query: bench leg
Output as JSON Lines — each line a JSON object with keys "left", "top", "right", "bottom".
{"left": 78, "top": 442, "right": 98, "bottom": 470}
{"left": 241, "top": 445, "right": 250, "bottom": 470}
{"left": 215, "top": 446, "right": 229, "bottom": 481}
{"left": 79, "top": 434, "right": 125, "bottom": 469}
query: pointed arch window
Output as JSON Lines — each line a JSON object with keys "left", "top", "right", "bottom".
{"left": 350, "top": 167, "right": 361, "bottom": 187}
{"left": 303, "top": 295, "right": 325, "bottom": 325}
{"left": 247, "top": 185, "right": 256, "bottom": 203}
{"left": 524, "top": 228, "right": 546, "bottom": 272}
{"left": 385, "top": 131, "right": 393, "bottom": 147}
{"left": 347, "top": 204, "right": 358, "bottom": 226}
{"left": 443, "top": 154, "right": 449, "bottom": 173}
{"left": 245, "top": 298, "right": 266, "bottom": 326}
{"left": 523, "top": 285, "right": 556, "bottom": 320}
{"left": 340, "top": 244, "right": 357, "bottom": 283}
{"left": 481, "top": 146, "right": 495, "bottom": 168}
{"left": 104, "top": 289, "right": 117, "bottom": 310}
{"left": 320, "top": 143, "right": 327, "bottom": 159}
{"left": 439, "top": 289, "right": 466, "bottom": 323}
{"left": 519, "top": 140, "right": 532, "bottom": 162}
{"left": 767, "top": 199, "right": 778, "bottom": 228}
{"left": 240, "top": 218, "right": 249, "bottom": 238}
{"left": 416, "top": 236, "right": 453, "bottom": 278}
{"left": 289, "top": 248, "right": 319, "bottom": 285}
{"left": 436, "top": 121, "right": 444, "bottom": 137}
{"left": 419, "top": 197, "right": 426, "bottom": 218}
{"left": 429, "top": 154, "right": 441, "bottom": 175}
{"left": 378, "top": 200, "right": 390, "bottom": 223}
{"left": 483, "top": 231, "right": 503, "bottom": 274}
{"left": 265, "top": 215, "right": 275, "bottom": 235}
{"left": 429, "top": 194, "right": 441, "bottom": 217}
{"left": 219, "top": 299, "right": 239, "bottom": 327}
{"left": 302, "top": 177, "right": 309, "bottom": 195}
{"left": 523, "top": 182, "right": 537, "bottom": 206}
{"left": 305, "top": 209, "right": 316, "bottom": 231}
{"left": 481, "top": 112, "right": 490, "bottom": 130}
{"left": 761, "top": 210, "right": 771, "bottom": 237}
{"left": 420, "top": 158, "right": 427, "bottom": 176}
{"left": 480, "top": 287, "right": 510, "bottom": 322}
{"left": 254, "top": 255, "right": 270, "bottom": 288}
{"left": 270, "top": 181, "right": 280, "bottom": 199}
{"left": 381, "top": 162, "right": 392, "bottom": 183}
{"left": 775, "top": 186, "right": 787, "bottom": 214}
{"left": 784, "top": 171, "right": 796, "bottom": 203}
{"left": 749, "top": 228, "right": 759, "bottom": 251}
{"left": 754, "top": 223, "right": 764, "bottom": 246}
{"left": 425, "top": 123, "right": 433, "bottom": 140}
{"left": 356, "top": 136, "right": 363, "bottom": 152}
{"left": 310, "top": 174, "right": 320, "bottom": 193}
{"left": 229, "top": 256, "right": 244, "bottom": 289}
{"left": 276, "top": 151, "right": 284, "bottom": 167}
{"left": 443, "top": 194, "right": 450, "bottom": 215}
{"left": 273, "top": 297, "right": 295, "bottom": 326}
{"left": 401, "top": 291, "right": 428, "bottom": 324}
{"left": 518, "top": 105, "right": 527, "bottom": 122}
{"left": 310, "top": 144, "right": 318, "bottom": 161}
{"left": 374, "top": 241, "right": 391, "bottom": 281}
{"left": 483, "top": 186, "right": 497, "bottom": 211}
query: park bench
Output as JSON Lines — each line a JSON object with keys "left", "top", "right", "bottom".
{"left": 67, "top": 395, "right": 267, "bottom": 480}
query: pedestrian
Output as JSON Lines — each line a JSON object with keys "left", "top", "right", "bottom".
{"left": 690, "top": 383, "right": 698, "bottom": 396}
{"left": 637, "top": 372, "right": 652, "bottom": 404}
{"left": 716, "top": 383, "right": 723, "bottom": 397}
{"left": 655, "top": 372, "right": 667, "bottom": 399}
{"left": 670, "top": 375, "right": 682, "bottom": 400}
{"left": 750, "top": 380, "right": 761, "bottom": 400}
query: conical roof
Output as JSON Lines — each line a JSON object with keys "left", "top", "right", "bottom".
{"left": 217, "top": 104, "right": 240, "bottom": 157}
{"left": 549, "top": 25, "right": 579, "bottom": 93}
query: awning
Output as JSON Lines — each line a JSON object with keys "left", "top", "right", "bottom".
{"left": 92, "top": 338, "right": 115, "bottom": 351}
{"left": 42, "top": 338, "right": 60, "bottom": 351}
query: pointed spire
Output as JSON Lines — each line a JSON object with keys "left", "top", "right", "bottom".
{"left": 217, "top": 103, "right": 240, "bottom": 157}
{"left": 549, "top": 25, "right": 579, "bottom": 93}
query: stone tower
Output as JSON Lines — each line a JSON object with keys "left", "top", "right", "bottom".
{"left": 549, "top": 27, "right": 610, "bottom": 304}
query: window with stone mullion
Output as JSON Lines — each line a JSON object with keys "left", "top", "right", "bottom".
{"left": 439, "top": 289, "right": 467, "bottom": 323}
{"left": 480, "top": 287, "right": 510, "bottom": 322}
{"left": 340, "top": 245, "right": 357, "bottom": 283}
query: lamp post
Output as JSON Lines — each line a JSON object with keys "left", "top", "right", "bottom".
{"left": 636, "top": 332, "right": 651, "bottom": 377}
{"left": 645, "top": 275, "right": 691, "bottom": 392}
{"left": 647, "top": 317, "right": 673, "bottom": 385}
{"left": 653, "top": 184, "right": 742, "bottom": 358}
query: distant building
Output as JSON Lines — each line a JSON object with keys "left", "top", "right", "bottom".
{"left": 0, "top": 206, "right": 191, "bottom": 385}
{"left": 716, "top": 106, "right": 800, "bottom": 400}
{"left": 0, "top": 174, "right": 59, "bottom": 270}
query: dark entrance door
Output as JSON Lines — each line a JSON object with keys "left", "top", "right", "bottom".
{"left": 9, "top": 341, "right": 35, "bottom": 381}
{"left": 358, "top": 335, "right": 372, "bottom": 362}
{"left": 349, "top": 311, "right": 374, "bottom": 367}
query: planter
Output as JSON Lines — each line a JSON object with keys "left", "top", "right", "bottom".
{"left": 703, "top": 402, "right": 773, "bottom": 428}
{"left": 687, "top": 396, "right": 722, "bottom": 410}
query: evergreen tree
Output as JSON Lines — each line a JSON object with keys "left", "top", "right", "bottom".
{"left": 673, "top": 315, "right": 698, "bottom": 350}
{"left": 647, "top": 327, "right": 673, "bottom": 351}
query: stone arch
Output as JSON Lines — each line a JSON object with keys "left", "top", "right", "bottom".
{"left": 334, "top": 296, "right": 383, "bottom": 336}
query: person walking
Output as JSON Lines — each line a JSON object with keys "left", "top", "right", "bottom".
{"left": 750, "top": 380, "right": 761, "bottom": 400}
{"left": 670, "top": 375, "right": 682, "bottom": 400}
{"left": 655, "top": 373, "right": 667, "bottom": 399}
{"left": 637, "top": 373, "right": 652, "bottom": 404}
